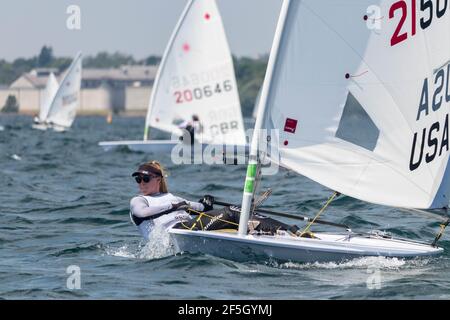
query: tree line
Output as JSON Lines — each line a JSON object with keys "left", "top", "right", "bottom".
{"left": 1, "top": 46, "right": 267, "bottom": 116}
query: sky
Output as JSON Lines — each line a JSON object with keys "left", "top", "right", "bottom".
{"left": 0, "top": 0, "right": 282, "bottom": 61}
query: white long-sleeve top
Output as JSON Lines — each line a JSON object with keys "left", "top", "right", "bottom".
{"left": 129, "top": 192, "right": 204, "bottom": 240}
{"left": 130, "top": 193, "right": 204, "bottom": 219}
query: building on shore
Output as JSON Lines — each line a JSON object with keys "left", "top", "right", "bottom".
{"left": 0, "top": 65, "right": 157, "bottom": 115}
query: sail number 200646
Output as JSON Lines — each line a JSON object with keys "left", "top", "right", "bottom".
{"left": 174, "top": 81, "right": 233, "bottom": 104}
{"left": 389, "top": 0, "right": 448, "bottom": 47}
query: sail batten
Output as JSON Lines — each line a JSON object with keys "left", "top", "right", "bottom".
{"left": 260, "top": 0, "right": 450, "bottom": 209}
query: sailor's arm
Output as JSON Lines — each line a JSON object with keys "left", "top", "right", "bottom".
{"left": 130, "top": 197, "right": 172, "bottom": 218}
{"left": 173, "top": 196, "right": 205, "bottom": 211}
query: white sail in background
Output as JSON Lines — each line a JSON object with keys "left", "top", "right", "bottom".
{"left": 144, "top": 0, "right": 246, "bottom": 145}
{"left": 46, "top": 52, "right": 83, "bottom": 129}
{"left": 252, "top": 88, "right": 262, "bottom": 119}
{"left": 260, "top": 0, "right": 450, "bottom": 209}
{"left": 38, "top": 73, "right": 59, "bottom": 122}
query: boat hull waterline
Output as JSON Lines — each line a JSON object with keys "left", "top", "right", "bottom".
{"left": 31, "top": 123, "right": 49, "bottom": 131}
{"left": 169, "top": 229, "right": 443, "bottom": 263}
{"left": 99, "top": 140, "right": 249, "bottom": 157}
{"left": 32, "top": 123, "right": 68, "bottom": 132}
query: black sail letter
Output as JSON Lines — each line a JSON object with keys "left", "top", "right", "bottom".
{"left": 426, "top": 122, "right": 440, "bottom": 163}
{"left": 432, "top": 69, "right": 444, "bottom": 111}
{"left": 446, "top": 64, "right": 450, "bottom": 103}
{"left": 410, "top": 128, "right": 426, "bottom": 171}
{"left": 440, "top": 114, "right": 449, "bottom": 156}
{"left": 417, "top": 79, "right": 429, "bottom": 120}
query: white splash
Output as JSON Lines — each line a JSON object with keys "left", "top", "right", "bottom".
{"left": 11, "top": 154, "right": 22, "bottom": 161}
{"left": 276, "top": 256, "right": 410, "bottom": 270}
{"left": 104, "top": 245, "right": 137, "bottom": 259}
{"left": 138, "top": 225, "right": 177, "bottom": 260}
{"left": 271, "top": 257, "right": 434, "bottom": 289}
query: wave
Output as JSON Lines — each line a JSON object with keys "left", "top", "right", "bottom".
{"left": 104, "top": 226, "right": 177, "bottom": 261}
{"left": 58, "top": 217, "right": 124, "bottom": 226}
{"left": 50, "top": 243, "right": 103, "bottom": 257}
{"left": 271, "top": 256, "right": 432, "bottom": 270}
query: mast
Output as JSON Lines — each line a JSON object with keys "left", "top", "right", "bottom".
{"left": 238, "top": 0, "right": 292, "bottom": 236}
{"left": 143, "top": 0, "right": 194, "bottom": 141}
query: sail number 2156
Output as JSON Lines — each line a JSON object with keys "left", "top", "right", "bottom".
{"left": 390, "top": 0, "right": 448, "bottom": 46}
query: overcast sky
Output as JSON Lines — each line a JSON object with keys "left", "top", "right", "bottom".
{"left": 0, "top": 0, "right": 282, "bottom": 61}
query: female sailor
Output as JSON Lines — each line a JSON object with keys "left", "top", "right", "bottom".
{"left": 129, "top": 161, "right": 213, "bottom": 240}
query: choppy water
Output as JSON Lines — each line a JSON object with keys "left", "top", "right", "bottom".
{"left": 1, "top": 114, "right": 450, "bottom": 300}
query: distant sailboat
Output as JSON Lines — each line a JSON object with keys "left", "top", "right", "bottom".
{"left": 46, "top": 52, "right": 83, "bottom": 132}
{"left": 33, "top": 52, "right": 83, "bottom": 132}
{"left": 170, "top": 0, "right": 450, "bottom": 262}
{"left": 99, "top": 0, "right": 247, "bottom": 153}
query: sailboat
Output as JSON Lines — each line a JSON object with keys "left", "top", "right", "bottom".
{"left": 32, "top": 52, "right": 83, "bottom": 132}
{"left": 169, "top": 0, "right": 450, "bottom": 263}
{"left": 32, "top": 72, "right": 59, "bottom": 131}
{"left": 99, "top": 0, "right": 247, "bottom": 154}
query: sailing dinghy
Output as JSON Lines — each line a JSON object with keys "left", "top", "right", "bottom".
{"left": 99, "top": 0, "right": 247, "bottom": 154}
{"left": 169, "top": 0, "right": 450, "bottom": 263}
{"left": 46, "top": 52, "right": 83, "bottom": 132}
{"left": 32, "top": 52, "right": 82, "bottom": 132}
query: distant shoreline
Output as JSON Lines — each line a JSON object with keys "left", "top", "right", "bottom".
{"left": 2, "top": 111, "right": 147, "bottom": 117}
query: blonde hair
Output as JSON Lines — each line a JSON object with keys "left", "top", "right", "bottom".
{"left": 145, "top": 160, "right": 168, "bottom": 193}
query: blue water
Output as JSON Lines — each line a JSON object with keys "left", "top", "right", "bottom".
{"left": 1, "top": 114, "right": 449, "bottom": 299}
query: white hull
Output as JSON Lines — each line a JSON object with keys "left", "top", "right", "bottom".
{"left": 99, "top": 140, "right": 179, "bottom": 152}
{"left": 32, "top": 123, "right": 68, "bottom": 132}
{"left": 51, "top": 124, "right": 69, "bottom": 132}
{"left": 98, "top": 140, "right": 249, "bottom": 160}
{"left": 32, "top": 123, "right": 50, "bottom": 131}
{"left": 169, "top": 228, "right": 443, "bottom": 263}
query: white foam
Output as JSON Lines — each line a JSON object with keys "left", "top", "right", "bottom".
{"left": 11, "top": 154, "right": 22, "bottom": 161}
{"left": 275, "top": 256, "right": 411, "bottom": 270}
{"left": 105, "top": 245, "right": 137, "bottom": 259}
{"left": 270, "top": 257, "right": 434, "bottom": 289}
{"left": 138, "top": 225, "right": 177, "bottom": 260}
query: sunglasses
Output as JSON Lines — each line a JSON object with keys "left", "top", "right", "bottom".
{"left": 135, "top": 175, "right": 158, "bottom": 184}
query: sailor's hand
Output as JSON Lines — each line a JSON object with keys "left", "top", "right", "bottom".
{"left": 171, "top": 201, "right": 189, "bottom": 211}
{"left": 199, "top": 195, "right": 214, "bottom": 211}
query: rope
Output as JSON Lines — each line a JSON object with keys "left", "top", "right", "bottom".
{"left": 299, "top": 191, "right": 340, "bottom": 238}
{"left": 181, "top": 208, "right": 240, "bottom": 231}
{"left": 432, "top": 218, "right": 450, "bottom": 247}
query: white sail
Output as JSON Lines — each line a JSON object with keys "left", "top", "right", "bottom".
{"left": 252, "top": 88, "right": 261, "bottom": 119}
{"left": 258, "top": 0, "right": 450, "bottom": 209}
{"left": 144, "top": 0, "right": 246, "bottom": 145}
{"left": 46, "top": 52, "right": 83, "bottom": 129}
{"left": 38, "top": 73, "right": 59, "bottom": 122}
